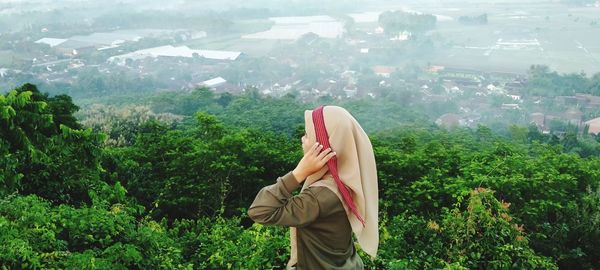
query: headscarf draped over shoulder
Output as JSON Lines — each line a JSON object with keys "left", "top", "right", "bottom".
{"left": 287, "top": 105, "right": 379, "bottom": 269}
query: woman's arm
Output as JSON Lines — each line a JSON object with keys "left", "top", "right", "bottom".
{"left": 247, "top": 171, "right": 325, "bottom": 227}
{"left": 248, "top": 141, "right": 336, "bottom": 227}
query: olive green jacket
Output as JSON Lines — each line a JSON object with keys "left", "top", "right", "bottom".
{"left": 248, "top": 171, "right": 364, "bottom": 270}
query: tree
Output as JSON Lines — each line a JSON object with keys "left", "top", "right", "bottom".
{"left": 458, "top": 13, "right": 488, "bottom": 25}
{"left": 1, "top": 84, "right": 104, "bottom": 204}
{"left": 524, "top": 65, "right": 591, "bottom": 97}
{"left": 378, "top": 10, "right": 437, "bottom": 36}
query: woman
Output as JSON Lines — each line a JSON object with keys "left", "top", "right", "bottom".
{"left": 248, "top": 105, "right": 378, "bottom": 269}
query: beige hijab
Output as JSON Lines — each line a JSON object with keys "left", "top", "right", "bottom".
{"left": 287, "top": 105, "right": 379, "bottom": 269}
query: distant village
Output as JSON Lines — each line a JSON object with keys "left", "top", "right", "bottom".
{"left": 2, "top": 11, "right": 600, "bottom": 137}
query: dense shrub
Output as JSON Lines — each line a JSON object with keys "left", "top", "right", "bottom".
{"left": 2, "top": 84, "right": 600, "bottom": 269}
{"left": 0, "top": 192, "right": 191, "bottom": 269}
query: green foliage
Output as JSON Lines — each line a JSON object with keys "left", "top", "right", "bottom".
{"left": 524, "top": 65, "right": 592, "bottom": 96}
{"left": 370, "top": 189, "right": 558, "bottom": 269}
{"left": 150, "top": 87, "right": 223, "bottom": 116}
{"left": 0, "top": 84, "right": 105, "bottom": 204}
{"left": 24, "top": 125, "right": 106, "bottom": 204}
{"left": 2, "top": 83, "right": 600, "bottom": 269}
{"left": 378, "top": 10, "right": 437, "bottom": 35}
{"left": 41, "top": 67, "right": 166, "bottom": 99}
{"left": 102, "top": 112, "right": 298, "bottom": 220}
{"left": 169, "top": 217, "right": 289, "bottom": 269}
{"left": 77, "top": 104, "right": 184, "bottom": 146}
{"left": 372, "top": 126, "right": 600, "bottom": 269}
{"left": 458, "top": 14, "right": 488, "bottom": 25}
{"left": 0, "top": 141, "right": 22, "bottom": 197}
{"left": 0, "top": 193, "right": 191, "bottom": 269}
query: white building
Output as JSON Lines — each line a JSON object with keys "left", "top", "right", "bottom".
{"left": 35, "top": 38, "right": 67, "bottom": 47}
{"left": 201, "top": 77, "right": 227, "bottom": 88}
{"left": 107, "top": 45, "right": 241, "bottom": 65}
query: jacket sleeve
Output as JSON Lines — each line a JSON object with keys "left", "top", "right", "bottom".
{"left": 247, "top": 171, "right": 323, "bottom": 228}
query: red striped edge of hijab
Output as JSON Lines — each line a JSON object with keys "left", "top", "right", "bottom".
{"left": 312, "top": 105, "right": 366, "bottom": 227}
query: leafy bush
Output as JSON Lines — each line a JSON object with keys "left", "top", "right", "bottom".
{"left": 2, "top": 84, "right": 600, "bottom": 269}
{"left": 170, "top": 216, "right": 289, "bottom": 269}
{"left": 369, "top": 188, "right": 557, "bottom": 269}
{"left": 0, "top": 192, "right": 191, "bottom": 269}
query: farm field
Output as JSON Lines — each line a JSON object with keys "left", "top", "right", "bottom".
{"left": 429, "top": 2, "right": 600, "bottom": 74}
{"left": 354, "top": 1, "right": 600, "bottom": 74}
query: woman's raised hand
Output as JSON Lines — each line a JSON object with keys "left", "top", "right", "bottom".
{"left": 292, "top": 142, "right": 336, "bottom": 183}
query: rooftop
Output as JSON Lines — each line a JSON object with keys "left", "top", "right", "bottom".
{"left": 35, "top": 38, "right": 67, "bottom": 47}
{"left": 202, "top": 77, "right": 227, "bottom": 87}
{"left": 108, "top": 45, "right": 241, "bottom": 63}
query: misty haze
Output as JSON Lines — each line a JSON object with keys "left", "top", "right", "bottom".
{"left": 1, "top": 0, "right": 600, "bottom": 269}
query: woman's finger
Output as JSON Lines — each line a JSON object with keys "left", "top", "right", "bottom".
{"left": 319, "top": 151, "right": 336, "bottom": 165}
{"left": 316, "top": 147, "right": 332, "bottom": 160}
{"left": 311, "top": 144, "right": 324, "bottom": 156}
{"left": 308, "top": 142, "right": 319, "bottom": 154}
{"left": 316, "top": 144, "right": 324, "bottom": 153}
